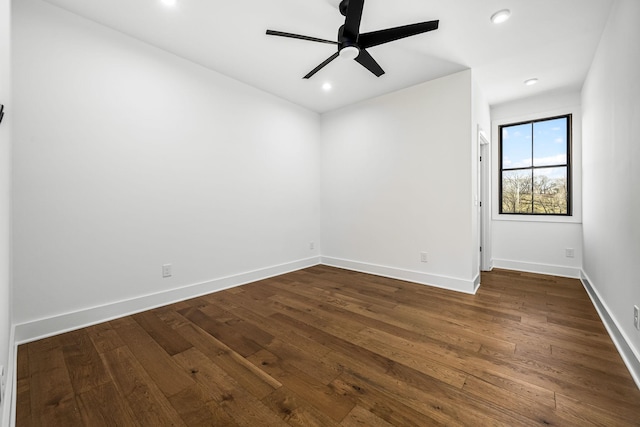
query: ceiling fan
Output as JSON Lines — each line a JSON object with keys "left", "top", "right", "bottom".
{"left": 266, "top": 0, "right": 439, "bottom": 79}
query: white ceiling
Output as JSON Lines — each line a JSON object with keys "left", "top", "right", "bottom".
{"left": 42, "top": 0, "right": 613, "bottom": 113}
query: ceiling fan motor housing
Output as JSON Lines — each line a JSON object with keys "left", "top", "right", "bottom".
{"left": 338, "top": 25, "right": 358, "bottom": 52}
{"left": 339, "top": 0, "right": 350, "bottom": 17}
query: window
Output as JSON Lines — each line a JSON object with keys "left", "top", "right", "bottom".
{"left": 499, "top": 114, "right": 572, "bottom": 215}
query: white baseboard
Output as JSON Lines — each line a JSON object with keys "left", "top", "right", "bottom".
{"left": 320, "top": 256, "right": 478, "bottom": 294}
{"left": 481, "top": 255, "right": 494, "bottom": 272}
{"left": 14, "top": 257, "right": 321, "bottom": 345}
{"left": 473, "top": 273, "right": 481, "bottom": 293}
{"left": 485, "top": 259, "right": 494, "bottom": 271}
{"left": 580, "top": 271, "right": 640, "bottom": 390}
{"left": 492, "top": 258, "right": 581, "bottom": 279}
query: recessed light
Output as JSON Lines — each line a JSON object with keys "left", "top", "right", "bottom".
{"left": 322, "top": 82, "right": 332, "bottom": 91}
{"left": 524, "top": 78, "right": 539, "bottom": 86}
{"left": 490, "top": 9, "right": 511, "bottom": 24}
{"left": 161, "top": 0, "right": 177, "bottom": 7}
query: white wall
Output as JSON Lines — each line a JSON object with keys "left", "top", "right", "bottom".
{"left": 582, "top": 0, "right": 640, "bottom": 369}
{"left": 320, "top": 70, "right": 478, "bottom": 293}
{"left": 0, "top": 0, "right": 11, "bottom": 419}
{"left": 12, "top": 0, "right": 321, "bottom": 332}
{"left": 490, "top": 91, "right": 583, "bottom": 277}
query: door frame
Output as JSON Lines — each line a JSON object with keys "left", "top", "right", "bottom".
{"left": 478, "top": 126, "right": 492, "bottom": 271}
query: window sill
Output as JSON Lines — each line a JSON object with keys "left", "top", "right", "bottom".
{"left": 492, "top": 213, "right": 582, "bottom": 224}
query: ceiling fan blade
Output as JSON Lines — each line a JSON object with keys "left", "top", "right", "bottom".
{"left": 266, "top": 30, "right": 338, "bottom": 45}
{"left": 355, "top": 49, "right": 385, "bottom": 77}
{"left": 303, "top": 52, "right": 340, "bottom": 79}
{"left": 343, "top": 0, "right": 365, "bottom": 41}
{"left": 358, "top": 20, "right": 439, "bottom": 49}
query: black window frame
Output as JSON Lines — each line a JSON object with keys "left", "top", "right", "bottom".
{"left": 498, "top": 114, "right": 573, "bottom": 216}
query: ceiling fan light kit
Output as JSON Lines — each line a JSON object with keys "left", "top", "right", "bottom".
{"left": 266, "top": 0, "right": 439, "bottom": 79}
{"left": 339, "top": 45, "right": 360, "bottom": 60}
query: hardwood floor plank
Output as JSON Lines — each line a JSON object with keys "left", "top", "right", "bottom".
{"left": 15, "top": 347, "right": 32, "bottom": 426}
{"left": 177, "top": 306, "right": 264, "bottom": 357}
{"left": 268, "top": 311, "right": 410, "bottom": 379}
{"left": 58, "top": 329, "right": 111, "bottom": 395}
{"left": 351, "top": 327, "right": 469, "bottom": 388}
{"left": 373, "top": 303, "right": 513, "bottom": 353}
{"left": 208, "top": 301, "right": 334, "bottom": 360}
{"left": 172, "top": 347, "right": 289, "bottom": 426}
{"left": 270, "top": 276, "right": 399, "bottom": 310}
{"left": 330, "top": 350, "right": 536, "bottom": 426}
{"left": 261, "top": 386, "right": 339, "bottom": 427}
{"left": 555, "top": 393, "right": 640, "bottom": 426}
{"left": 550, "top": 343, "right": 630, "bottom": 377}
{"left": 472, "top": 370, "right": 556, "bottom": 409}
{"left": 99, "top": 346, "right": 186, "bottom": 426}
{"left": 198, "top": 303, "right": 275, "bottom": 348}
{"left": 17, "top": 342, "right": 30, "bottom": 379}
{"left": 546, "top": 312, "right": 608, "bottom": 335}
{"left": 110, "top": 317, "right": 194, "bottom": 397}
{"left": 267, "top": 292, "right": 368, "bottom": 336}
{"left": 153, "top": 305, "right": 195, "bottom": 330}
{"left": 132, "top": 310, "right": 193, "bottom": 356}
{"left": 175, "top": 321, "right": 281, "bottom": 399}
{"left": 167, "top": 384, "right": 239, "bottom": 426}
{"left": 18, "top": 267, "right": 640, "bottom": 426}
{"left": 330, "top": 373, "right": 448, "bottom": 427}
{"left": 340, "top": 405, "right": 395, "bottom": 427}
{"left": 26, "top": 338, "right": 83, "bottom": 426}
{"left": 269, "top": 276, "right": 511, "bottom": 355}
{"left": 462, "top": 375, "right": 566, "bottom": 426}
{"left": 85, "top": 322, "right": 125, "bottom": 354}
{"left": 478, "top": 341, "right": 640, "bottom": 408}
{"left": 206, "top": 288, "right": 280, "bottom": 318}
{"left": 247, "top": 348, "right": 356, "bottom": 422}
{"left": 15, "top": 377, "right": 32, "bottom": 427}
{"left": 76, "top": 382, "right": 139, "bottom": 426}
{"left": 264, "top": 337, "right": 341, "bottom": 385}
{"left": 514, "top": 342, "right": 552, "bottom": 358}
{"left": 521, "top": 299, "right": 599, "bottom": 322}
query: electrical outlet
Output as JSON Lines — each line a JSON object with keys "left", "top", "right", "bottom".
{"left": 420, "top": 252, "right": 428, "bottom": 263}
{"left": 565, "top": 248, "right": 575, "bottom": 258}
{"left": 634, "top": 305, "right": 639, "bottom": 330}
{"left": 162, "top": 264, "right": 172, "bottom": 278}
{"left": 310, "top": 241, "right": 315, "bottom": 250}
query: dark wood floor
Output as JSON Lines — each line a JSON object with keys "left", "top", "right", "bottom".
{"left": 16, "top": 266, "right": 640, "bottom": 426}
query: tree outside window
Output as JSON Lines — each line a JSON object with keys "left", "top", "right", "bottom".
{"left": 499, "top": 115, "right": 572, "bottom": 215}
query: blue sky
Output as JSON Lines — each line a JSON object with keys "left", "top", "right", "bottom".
{"left": 502, "top": 118, "right": 567, "bottom": 170}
